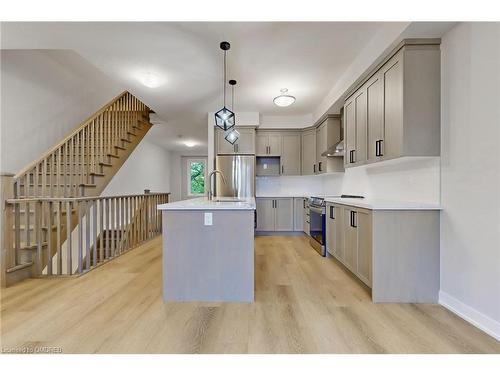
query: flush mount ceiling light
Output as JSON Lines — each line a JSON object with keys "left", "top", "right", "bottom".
{"left": 184, "top": 141, "right": 196, "bottom": 148}
{"left": 139, "top": 72, "right": 162, "bottom": 88}
{"left": 273, "top": 88, "right": 296, "bottom": 107}
{"left": 214, "top": 41, "right": 235, "bottom": 131}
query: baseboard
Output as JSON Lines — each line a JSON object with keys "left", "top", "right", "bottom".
{"left": 439, "top": 290, "right": 500, "bottom": 341}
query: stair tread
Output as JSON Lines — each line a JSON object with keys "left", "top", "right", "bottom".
{"left": 6, "top": 262, "right": 34, "bottom": 273}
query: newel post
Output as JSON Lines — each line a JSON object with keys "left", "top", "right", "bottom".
{"left": 1, "top": 173, "right": 15, "bottom": 288}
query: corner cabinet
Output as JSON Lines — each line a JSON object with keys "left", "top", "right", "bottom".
{"left": 216, "top": 127, "right": 256, "bottom": 154}
{"left": 325, "top": 201, "right": 440, "bottom": 303}
{"left": 344, "top": 41, "right": 441, "bottom": 168}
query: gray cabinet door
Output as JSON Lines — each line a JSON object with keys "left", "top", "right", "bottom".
{"left": 316, "top": 122, "right": 327, "bottom": 174}
{"left": 366, "top": 73, "right": 384, "bottom": 162}
{"left": 281, "top": 133, "right": 301, "bottom": 175}
{"left": 235, "top": 128, "right": 255, "bottom": 154}
{"left": 343, "top": 207, "right": 358, "bottom": 273}
{"left": 216, "top": 129, "right": 235, "bottom": 154}
{"left": 255, "top": 134, "right": 268, "bottom": 156}
{"left": 354, "top": 89, "right": 367, "bottom": 165}
{"left": 356, "top": 209, "right": 372, "bottom": 287}
{"left": 334, "top": 205, "right": 345, "bottom": 262}
{"left": 274, "top": 198, "right": 294, "bottom": 231}
{"left": 344, "top": 99, "right": 356, "bottom": 167}
{"left": 268, "top": 134, "right": 282, "bottom": 156}
{"left": 301, "top": 129, "right": 316, "bottom": 175}
{"left": 381, "top": 51, "right": 403, "bottom": 159}
{"left": 326, "top": 204, "right": 335, "bottom": 256}
{"left": 303, "top": 200, "right": 310, "bottom": 234}
{"left": 256, "top": 198, "right": 274, "bottom": 231}
{"left": 293, "top": 197, "right": 304, "bottom": 232}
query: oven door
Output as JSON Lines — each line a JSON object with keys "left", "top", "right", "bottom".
{"left": 309, "top": 205, "right": 325, "bottom": 246}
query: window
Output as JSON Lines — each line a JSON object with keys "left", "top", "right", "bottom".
{"left": 187, "top": 159, "right": 206, "bottom": 196}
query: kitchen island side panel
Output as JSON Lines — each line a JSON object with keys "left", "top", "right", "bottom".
{"left": 162, "top": 209, "right": 254, "bottom": 302}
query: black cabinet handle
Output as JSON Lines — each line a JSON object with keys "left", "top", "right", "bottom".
{"left": 313, "top": 164, "right": 316, "bottom": 173}
{"left": 318, "top": 161, "right": 322, "bottom": 172}
{"left": 380, "top": 140, "right": 383, "bottom": 156}
{"left": 350, "top": 211, "right": 357, "bottom": 228}
{"left": 376, "top": 140, "right": 384, "bottom": 157}
{"left": 330, "top": 206, "right": 335, "bottom": 219}
{"left": 281, "top": 165, "right": 284, "bottom": 174}
{"left": 349, "top": 150, "right": 356, "bottom": 164}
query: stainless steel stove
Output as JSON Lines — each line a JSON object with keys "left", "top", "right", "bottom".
{"left": 308, "top": 194, "right": 364, "bottom": 256}
{"left": 308, "top": 196, "right": 327, "bottom": 256}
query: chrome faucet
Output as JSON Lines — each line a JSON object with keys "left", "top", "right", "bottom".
{"left": 207, "top": 169, "right": 227, "bottom": 201}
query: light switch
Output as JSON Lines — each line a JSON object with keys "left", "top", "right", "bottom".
{"left": 204, "top": 212, "right": 213, "bottom": 226}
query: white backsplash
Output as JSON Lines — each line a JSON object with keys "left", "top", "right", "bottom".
{"left": 256, "top": 157, "right": 440, "bottom": 203}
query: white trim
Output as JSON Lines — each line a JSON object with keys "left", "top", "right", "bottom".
{"left": 186, "top": 158, "right": 207, "bottom": 197}
{"left": 439, "top": 290, "right": 500, "bottom": 341}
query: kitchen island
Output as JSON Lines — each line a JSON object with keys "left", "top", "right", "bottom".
{"left": 157, "top": 197, "right": 255, "bottom": 302}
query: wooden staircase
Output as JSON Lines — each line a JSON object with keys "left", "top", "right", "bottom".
{"left": 1, "top": 91, "right": 169, "bottom": 287}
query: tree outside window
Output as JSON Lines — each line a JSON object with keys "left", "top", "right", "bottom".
{"left": 188, "top": 160, "right": 205, "bottom": 195}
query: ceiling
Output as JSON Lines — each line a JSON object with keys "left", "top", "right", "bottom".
{"left": 2, "top": 22, "right": 392, "bottom": 152}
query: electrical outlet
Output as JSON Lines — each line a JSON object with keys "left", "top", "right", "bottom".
{"left": 263, "top": 163, "right": 268, "bottom": 169}
{"left": 204, "top": 212, "right": 213, "bottom": 226}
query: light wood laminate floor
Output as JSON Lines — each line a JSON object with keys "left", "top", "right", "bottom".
{"left": 1, "top": 235, "right": 499, "bottom": 354}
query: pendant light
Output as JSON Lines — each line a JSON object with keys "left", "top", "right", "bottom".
{"left": 215, "top": 41, "right": 235, "bottom": 131}
{"left": 273, "top": 88, "right": 296, "bottom": 107}
{"left": 224, "top": 79, "right": 240, "bottom": 145}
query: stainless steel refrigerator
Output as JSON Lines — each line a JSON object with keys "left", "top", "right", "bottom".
{"left": 215, "top": 155, "right": 255, "bottom": 197}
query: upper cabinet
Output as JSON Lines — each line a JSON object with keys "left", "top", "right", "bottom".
{"left": 216, "top": 127, "right": 255, "bottom": 154}
{"left": 344, "top": 41, "right": 441, "bottom": 168}
{"left": 256, "top": 132, "right": 282, "bottom": 156}
{"left": 281, "top": 132, "right": 301, "bottom": 175}
{"left": 256, "top": 130, "right": 301, "bottom": 176}
{"left": 301, "top": 129, "right": 317, "bottom": 175}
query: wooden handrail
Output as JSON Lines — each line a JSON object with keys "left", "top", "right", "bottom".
{"left": 4, "top": 192, "right": 169, "bottom": 278}
{"left": 6, "top": 192, "right": 170, "bottom": 204}
{"left": 14, "top": 90, "right": 129, "bottom": 180}
{"left": 12, "top": 91, "right": 151, "bottom": 199}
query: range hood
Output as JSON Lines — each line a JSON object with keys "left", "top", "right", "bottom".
{"left": 321, "top": 139, "right": 344, "bottom": 157}
{"left": 321, "top": 108, "right": 344, "bottom": 157}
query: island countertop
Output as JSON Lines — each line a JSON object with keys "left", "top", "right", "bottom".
{"left": 157, "top": 196, "right": 256, "bottom": 211}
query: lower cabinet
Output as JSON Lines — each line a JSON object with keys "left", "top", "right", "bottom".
{"left": 303, "top": 199, "right": 310, "bottom": 235}
{"left": 256, "top": 198, "right": 294, "bottom": 232}
{"left": 326, "top": 203, "right": 372, "bottom": 287}
{"left": 326, "top": 204, "right": 344, "bottom": 262}
{"left": 293, "top": 197, "right": 304, "bottom": 232}
{"left": 326, "top": 202, "right": 440, "bottom": 302}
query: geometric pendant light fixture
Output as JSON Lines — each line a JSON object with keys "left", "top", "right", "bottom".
{"left": 224, "top": 79, "right": 240, "bottom": 145}
{"left": 214, "top": 41, "right": 236, "bottom": 131}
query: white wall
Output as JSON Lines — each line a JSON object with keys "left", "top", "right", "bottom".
{"left": 257, "top": 157, "right": 440, "bottom": 203}
{"left": 439, "top": 22, "right": 500, "bottom": 339}
{"left": 0, "top": 50, "right": 123, "bottom": 173}
{"left": 102, "top": 132, "right": 172, "bottom": 196}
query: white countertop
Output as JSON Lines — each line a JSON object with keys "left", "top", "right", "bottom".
{"left": 157, "top": 197, "right": 256, "bottom": 211}
{"left": 255, "top": 194, "right": 309, "bottom": 198}
{"left": 324, "top": 197, "right": 442, "bottom": 210}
